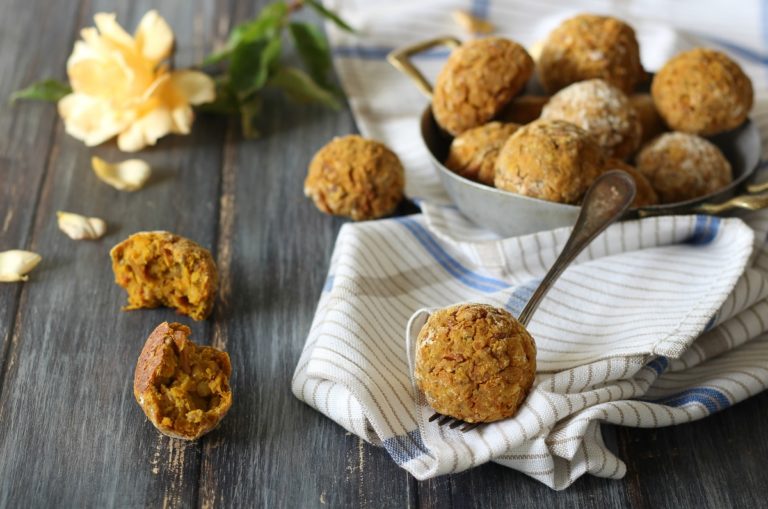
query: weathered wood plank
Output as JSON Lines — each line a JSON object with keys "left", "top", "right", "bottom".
{"left": 0, "top": 0, "right": 83, "bottom": 413}
{"left": 620, "top": 391, "right": 768, "bottom": 509}
{"left": 195, "top": 3, "right": 417, "bottom": 504}
{"left": 0, "top": 1, "right": 229, "bottom": 506}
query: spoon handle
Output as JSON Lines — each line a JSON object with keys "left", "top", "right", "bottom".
{"left": 517, "top": 171, "right": 637, "bottom": 327}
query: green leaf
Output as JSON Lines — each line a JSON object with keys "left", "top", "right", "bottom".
{"left": 268, "top": 66, "right": 340, "bottom": 109}
{"left": 203, "top": 2, "right": 288, "bottom": 65}
{"left": 229, "top": 36, "right": 282, "bottom": 98}
{"left": 305, "top": 0, "right": 356, "bottom": 33}
{"left": 289, "top": 22, "right": 333, "bottom": 87}
{"left": 10, "top": 79, "right": 71, "bottom": 103}
{"left": 240, "top": 97, "right": 263, "bottom": 138}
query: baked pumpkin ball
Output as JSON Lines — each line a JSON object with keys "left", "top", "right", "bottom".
{"left": 629, "top": 93, "right": 667, "bottom": 146}
{"left": 651, "top": 48, "right": 753, "bottom": 135}
{"left": 636, "top": 132, "right": 732, "bottom": 203}
{"left": 304, "top": 135, "right": 405, "bottom": 220}
{"left": 494, "top": 119, "right": 606, "bottom": 204}
{"left": 111, "top": 231, "right": 218, "bottom": 321}
{"left": 432, "top": 37, "right": 534, "bottom": 135}
{"left": 538, "top": 14, "right": 645, "bottom": 94}
{"left": 604, "top": 158, "right": 659, "bottom": 208}
{"left": 134, "top": 322, "right": 232, "bottom": 440}
{"left": 444, "top": 121, "right": 520, "bottom": 186}
{"left": 414, "top": 303, "right": 536, "bottom": 423}
{"left": 541, "top": 79, "right": 642, "bottom": 159}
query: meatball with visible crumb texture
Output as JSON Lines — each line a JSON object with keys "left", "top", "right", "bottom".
{"left": 494, "top": 119, "right": 606, "bottom": 204}
{"left": 604, "top": 159, "right": 659, "bottom": 208}
{"left": 304, "top": 135, "right": 405, "bottom": 221}
{"left": 541, "top": 79, "right": 642, "bottom": 159}
{"left": 652, "top": 48, "right": 753, "bottom": 135}
{"left": 414, "top": 303, "right": 536, "bottom": 423}
{"left": 445, "top": 122, "right": 520, "bottom": 185}
{"left": 134, "top": 322, "right": 232, "bottom": 440}
{"left": 432, "top": 37, "right": 534, "bottom": 136}
{"left": 538, "top": 14, "right": 645, "bottom": 94}
{"left": 111, "top": 231, "right": 218, "bottom": 321}
{"left": 636, "top": 132, "right": 732, "bottom": 203}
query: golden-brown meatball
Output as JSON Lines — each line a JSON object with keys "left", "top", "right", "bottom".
{"left": 604, "top": 158, "right": 659, "bottom": 208}
{"left": 304, "top": 135, "right": 405, "bottom": 221}
{"left": 134, "top": 322, "right": 232, "bottom": 440}
{"left": 629, "top": 93, "right": 667, "bottom": 146}
{"left": 651, "top": 48, "right": 753, "bottom": 135}
{"left": 538, "top": 14, "right": 645, "bottom": 94}
{"left": 444, "top": 122, "right": 520, "bottom": 185}
{"left": 432, "top": 37, "right": 534, "bottom": 135}
{"left": 414, "top": 303, "right": 536, "bottom": 423}
{"left": 495, "top": 119, "right": 606, "bottom": 204}
{"left": 110, "top": 231, "right": 218, "bottom": 321}
{"left": 636, "top": 132, "right": 732, "bottom": 203}
{"left": 541, "top": 79, "right": 642, "bottom": 159}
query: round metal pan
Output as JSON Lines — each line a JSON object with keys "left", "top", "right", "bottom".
{"left": 389, "top": 37, "right": 767, "bottom": 237}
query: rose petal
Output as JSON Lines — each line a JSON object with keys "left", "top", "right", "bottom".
{"left": 57, "top": 211, "right": 107, "bottom": 240}
{"left": 134, "top": 10, "right": 174, "bottom": 64}
{"left": 116, "top": 108, "right": 173, "bottom": 151}
{"left": 170, "top": 106, "right": 194, "bottom": 134}
{"left": 91, "top": 156, "right": 151, "bottom": 191}
{"left": 58, "top": 93, "right": 130, "bottom": 147}
{"left": 94, "top": 13, "right": 135, "bottom": 48}
{"left": 0, "top": 250, "right": 42, "bottom": 283}
{"left": 170, "top": 70, "right": 215, "bottom": 105}
{"left": 451, "top": 10, "right": 494, "bottom": 35}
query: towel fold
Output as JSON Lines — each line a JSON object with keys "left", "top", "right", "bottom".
{"left": 293, "top": 0, "right": 768, "bottom": 489}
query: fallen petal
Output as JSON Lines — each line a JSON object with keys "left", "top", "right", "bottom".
{"left": 57, "top": 211, "right": 107, "bottom": 240}
{"left": 91, "top": 156, "right": 151, "bottom": 191}
{"left": 0, "top": 250, "right": 42, "bottom": 282}
{"left": 451, "top": 10, "right": 494, "bottom": 35}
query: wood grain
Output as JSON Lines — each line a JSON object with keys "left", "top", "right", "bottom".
{"left": 1, "top": 0, "right": 767, "bottom": 507}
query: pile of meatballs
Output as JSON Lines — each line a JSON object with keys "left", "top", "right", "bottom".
{"left": 441, "top": 14, "right": 753, "bottom": 207}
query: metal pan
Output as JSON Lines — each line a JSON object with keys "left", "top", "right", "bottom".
{"left": 388, "top": 37, "right": 767, "bottom": 237}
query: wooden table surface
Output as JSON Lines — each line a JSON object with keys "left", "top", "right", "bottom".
{"left": 1, "top": 0, "right": 767, "bottom": 507}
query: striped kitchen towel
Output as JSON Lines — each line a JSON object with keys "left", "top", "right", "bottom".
{"left": 292, "top": 0, "right": 768, "bottom": 489}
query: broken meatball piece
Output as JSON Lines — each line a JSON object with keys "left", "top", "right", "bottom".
{"left": 134, "top": 322, "right": 232, "bottom": 440}
{"left": 414, "top": 303, "right": 536, "bottom": 423}
{"left": 110, "top": 231, "right": 218, "bottom": 321}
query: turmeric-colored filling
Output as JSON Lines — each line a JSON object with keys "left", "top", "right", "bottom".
{"left": 151, "top": 340, "right": 230, "bottom": 437}
{"left": 114, "top": 235, "right": 212, "bottom": 320}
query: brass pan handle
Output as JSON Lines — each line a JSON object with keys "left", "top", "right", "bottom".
{"left": 694, "top": 189, "right": 768, "bottom": 214}
{"left": 387, "top": 36, "right": 461, "bottom": 100}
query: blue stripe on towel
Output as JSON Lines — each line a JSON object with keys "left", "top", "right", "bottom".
{"left": 505, "top": 278, "right": 541, "bottom": 316}
{"left": 471, "top": 0, "right": 490, "bottom": 19}
{"left": 651, "top": 387, "right": 731, "bottom": 414}
{"left": 383, "top": 429, "right": 429, "bottom": 464}
{"left": 646, "top": 356, "right": 669, "bottom": 376}
{"left": 687, "top": 215, "right": 721, "bottom": 245}
{"left": 323, "top": 275, "right": 335, "bottom": 293}
{"left": 332, "top": 45, "right": 450, "bottom": 60}
{"left": 397, "top": 217, "right": 510, "bottom": 293}
{"left": 702, "top": 34, "right": 768, "bottom": 67}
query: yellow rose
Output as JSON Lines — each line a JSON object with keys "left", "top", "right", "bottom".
{"left": 58, "top": 11, "right": 215, "bottom": 152}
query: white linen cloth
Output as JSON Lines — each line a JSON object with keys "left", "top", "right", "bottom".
{"left": 292, "top": 0, "right": 768, "bottom": 489}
